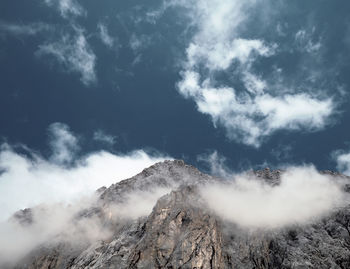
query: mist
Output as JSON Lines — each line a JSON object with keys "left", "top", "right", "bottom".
{"left": 107, "top": 187, "right": 172, "bottom": 220}
{"left": 200, "top": 166, "right": 349, "bottom": 229}
{"left": 0, "top": 123, "right": 171, "bottom": 265}
{"left": 0, "top": 186, "right": 172, "bottom": 266}
{"left": 0, "top": 194, "right": 103, "bottom": 265}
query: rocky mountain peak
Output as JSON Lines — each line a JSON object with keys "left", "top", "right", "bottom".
{"left": 5, "top": 161, "right": 350, "bottom": 269}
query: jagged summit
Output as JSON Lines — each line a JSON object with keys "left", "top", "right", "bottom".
{"left": 5, "top": 162, "right": 350, "bottom": 269}
{"left": 99, "top": 159, "right": 213, "bottom": 203}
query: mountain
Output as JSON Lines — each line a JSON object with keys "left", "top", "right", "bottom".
{"left": 5, "top": 160, "right": 350, "bottom": 268}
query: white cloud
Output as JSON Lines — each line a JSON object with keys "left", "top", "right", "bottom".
{"left": 0, "top": 21, "right": 52, "bottom": 36}
{"left": 162, "top": 0, "right": 336, "bottom": 147}
{"left": 187, "top": 38, "right": 275, "bottom": 71}
{"left": 48, "top": 122, "right": 79, "bottom": 164}
{"left": 200, "top": 165, "right": 349, "bottom": 229}
{"left": 0, "top": 196, "right": 107, "bottom": 265}
{"left": 256, "top": 94, "right": 333, "bottom": 131}
{"left": 0, "top": 123, "right": 169, "bottom": 222}
{"left": 242, "top": 72, "right": 267, "bottom": 94}
{"left": 44, "top": 0, "right": 86, "bottom": 18}
{"left": 37, "top": 28, "right": 97, "bottom": 86}
{"left": 97, "top": 23, "right": 114, "bottom": 48}
{"left": 178, "top": 70, "right": 333, "bottom": 147}
{"left": 0, "top": 185, "right": 173, "bottom": 266}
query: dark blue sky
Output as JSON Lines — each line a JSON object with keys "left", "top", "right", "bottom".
{"left": 1, "top": 0, "right": 350, "bottom": 174}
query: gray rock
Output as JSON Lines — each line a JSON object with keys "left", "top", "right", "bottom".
{"left": 9, "top": 161, "right": 350, "bottom": 268}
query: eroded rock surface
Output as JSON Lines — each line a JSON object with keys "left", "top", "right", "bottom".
{"left": 6, "top": 160, "right": 350, "bottom": 268}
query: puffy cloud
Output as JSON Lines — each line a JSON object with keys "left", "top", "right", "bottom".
{"left": 333, "top": 149, "right": 350, "bottom": 176}
{"left": 44, "top": 0, "right": 86, "bottom": 18}
{"left": 37, "top": 27, "right": 97, "bottom": 85}
{"left": 162, "top": 0, "right": 336, "bottom": 147}
{"left": 256, "top": 94, "right": 333, "bottom": 131}
{"left": 200, "top": 165, "right": 349, "bottom": 229}
{"left": 178, "top": 70, "right": 333, "bottom": 147}
{"left": 198, "top": 150, "right": 349, "bottom": 228}
{"left": 97, "top": 23, "right": 114, "bottom": 48}
{"left": 0, "top": 123, "right": 169, "bottom": 222}
{"left": 48, "top": 122, "right": 80, "bottom": 164}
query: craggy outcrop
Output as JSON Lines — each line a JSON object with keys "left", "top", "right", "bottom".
{"left": 7, "top": 160, "right": 350, "bottom": 269}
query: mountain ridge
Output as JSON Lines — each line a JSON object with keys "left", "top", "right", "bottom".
{"left": 4, "top": 160, "right": 350, "bottom": 269}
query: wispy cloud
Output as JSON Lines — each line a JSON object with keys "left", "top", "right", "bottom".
{"left": 197, "top": 151, "right": 233, "bottom": 178}
{"left": 37, "top": 27, "right": 97, "bottom": 86}
{"left": 44, "top": 0, "right": 86, "bottom": 18}
{"left": 97, "top": 22, "right": 114, "bottom": 48}
{"left": 0, "top": 21, "right": 52, "bottom": 36}
{"left": 295, "top": 28, "right": 322, "bottom": 54}
{"left": 93, "top": 130, "right": 117, "bottom": 146}
{"left": 0, "top": 123, "right": 169, "bottom": 222}
{"left": 48, "top": 122, "right": 80, "bottom": 164}
{"left": 157, "top": 0, "right": 336, "bottom": 147}
{"left": 128, "top": 33, "right": 153, "bottom": 66}
{"left": 129, "top": 33, "right": 152, "bottom": 53}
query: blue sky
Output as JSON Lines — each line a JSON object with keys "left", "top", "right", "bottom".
{"left": 1, "top": 0, "right": 350, "bottom": 218}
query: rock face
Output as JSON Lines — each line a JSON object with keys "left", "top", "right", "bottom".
{"left": 7, "top": 160, "right": 350, "bottom": 268}
{"left": 126, "top": 186, "right": 224, "bottom": 269}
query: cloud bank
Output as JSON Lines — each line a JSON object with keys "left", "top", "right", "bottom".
{"left": 0, "top": 186, "right": 172, "bottom": 266}
{"left": 0, "top": 196, "right": 105, "bottom": 265}
{"left": 200, "top": 166, "right": 349, "bottom": 229}
{"left": 0, "top": 123, "right": 168, "bottom": 222}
